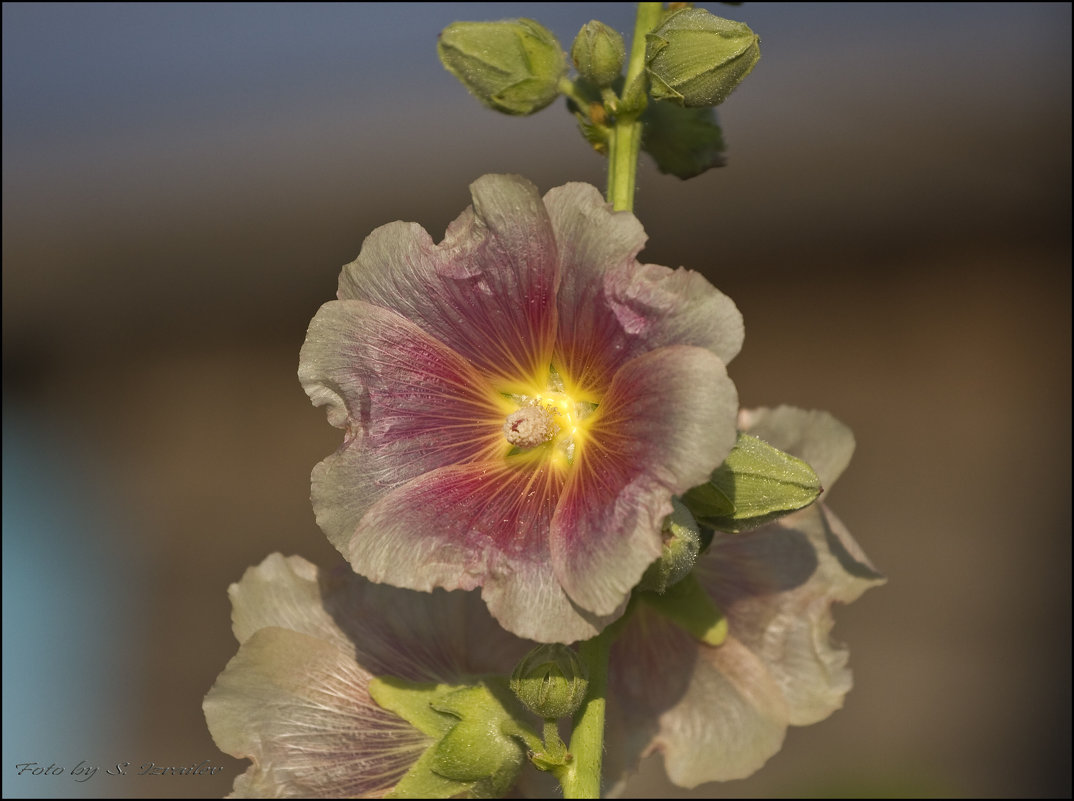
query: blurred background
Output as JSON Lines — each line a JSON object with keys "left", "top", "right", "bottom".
{"left": 3, "top": 3, "right": 1070, "bottom": 798}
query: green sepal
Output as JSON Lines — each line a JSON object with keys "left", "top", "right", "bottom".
{"left": 369, "top": 677, "right": 457, "bottom": 738}
{"left": 682, "top": 432, "right": 822, "bottom": 533}
{"left": 370, "top": 677, "right": 532, "bottom": 799}
{"left": 641, "top": 101, "right": 726, "bottom": 179}
{"left": 438, "top": 19, "right": 566, "bottom": 116}
{"left": 640, "top": 572, "right": 728, "bottom": 646}
{"left": 645, "top": 8, "right": 760, "bottom": 108}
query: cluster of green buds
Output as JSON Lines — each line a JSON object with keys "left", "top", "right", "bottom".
{"left": 437, "top": 6, "right": 761, "bottom": 179}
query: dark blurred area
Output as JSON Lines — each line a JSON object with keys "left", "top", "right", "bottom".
{"left": 3, "top": 3, "right": 1070, "bottom": 798}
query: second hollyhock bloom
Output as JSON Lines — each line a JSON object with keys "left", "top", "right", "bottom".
{"left": 203, "top": 553, "right": 535, "bottom": 797}
{"left": 606, "top": 406, "right": 886, "bottom": 788}
{"left": 299, "top": 174, "right": 742, "bottom": 643}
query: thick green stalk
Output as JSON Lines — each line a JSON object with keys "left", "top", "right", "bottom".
{"left": 606, "top": 2, "right": 662, "bottom": 212}
{"left": 559, "top": 629, "right": 613, "bottom": 798}
{"left": 559, "top": 6, "right": 663, "bottom": 798}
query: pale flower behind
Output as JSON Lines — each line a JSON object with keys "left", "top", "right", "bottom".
{"left": 203, "top": 554, "right": 531, "bottom": 798}
{"left": 606, "top": 406, "right": 885, "bottom": 788}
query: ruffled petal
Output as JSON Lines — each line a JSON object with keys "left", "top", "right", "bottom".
{"left": 545, "top": 182, "right": 744, "bottom": 395}
{"left": 336, "top": 174, "right": 558, "bottom": 386}
{"left": 738, "top": 405, "right": 856, "bottom": 491}
{"left": 206, "top": 554, "right": 534, "bottom": 797}
{"left": 607, "top": 605, "right": 791, "bottom": 788}
{"left": 699, "top": 505, "right": 883, "bottom": 728}
{"left": 204, "top": 627, "right": 430, "bottom": 798}
{"left": 551, "top": 345, "right": 739, "bottom": 616}
{"left": 301, "top": 300, "right": 508, "bottom": 556}
{"left": 613, "top": 503, "right": 884, "bottom": 787}
{"left": 339, "top": 461, "right": 614, "bottom": 643}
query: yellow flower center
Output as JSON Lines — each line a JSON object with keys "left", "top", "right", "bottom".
{"left": 497, "top": 367, "right": 598, "bottom": 472}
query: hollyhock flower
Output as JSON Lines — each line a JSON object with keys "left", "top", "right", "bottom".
{"left": 203, "top": 553, "right": 538, "bottom": 798}
{"left": 299, "top": 174, "right": 742, "bottom": 643}
{"left": 605, "top": 406, "right": 885, "bottom": 788}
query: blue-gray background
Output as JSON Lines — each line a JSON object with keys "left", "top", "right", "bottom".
{"left": 3, "top": 3, "right": 1070, "bottom": 798}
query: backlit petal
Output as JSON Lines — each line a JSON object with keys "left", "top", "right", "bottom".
{"left": 205, "top": 554, "right": 532, "bottom": 797}
{"left": 609, "top": 502, "right": 884, "bottom": 788}
{"left": 205, "top": 628, "right": 428, "bottom": 798}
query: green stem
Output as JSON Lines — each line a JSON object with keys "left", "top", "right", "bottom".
{"left": 553, "top": 7, "right": 665, "bottom": 797}
{"left": 606, "top": 2, "right": 663, "bottom": 211}
{"left": 559, "top": 629, "right": 613, "bottom": 798}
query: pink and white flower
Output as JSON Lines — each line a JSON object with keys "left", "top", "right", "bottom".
{"left": 605, "top": 406, "right": 886, "bottom": 788}
{"left": 202, "top": 553, "right": 533, "bottom": 798}
{"left": 299, "top": 174, "right": 742, "bottom": 643}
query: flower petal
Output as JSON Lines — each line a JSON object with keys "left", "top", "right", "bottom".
{"left": 551, "top": 345, "right": 739, "bottom": 616}
{"left": 340, "top": 461, "right": 616, "bottom": 643}
{"left": 204, "top": 627, "right": 430, "bottom": 798}
{"left": 612, "top": 503, "right": 884, "bottom": 787}
{"left": 336, "top": 174, "right": 558, "bottom": 386}
{"left": 698, "top": 505, "right": 884, "bottom": 728}
{"left": 738, "top": 405, "right": 856, "bottom": 491}
{"left": 302, "top": 300, "right": 509, "bottom": 557}
{"left": 228, "top": 554, "right": 526, "bottom": 683}
{"left": 206, "top": 554, "right": 535, "bottom": 796}
{"left": 545, "top": 182, "right": 744, "bottom": 395}
{"left": 607, "top": 605, "right": 791, "bottom": 788}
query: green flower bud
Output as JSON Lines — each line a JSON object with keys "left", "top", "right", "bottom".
{"left": 438, "top": 19, "right": 566, "bottom": 116}
{"left": 645, "top": 8, "right": 760, "bottom": 107}
{"left": 510, "top": 644, "right": 588, "bottom": 720}
{"left": 571, "top": 20, "right": 626, "bottom": 88}
{"left": 637, "top": 497, "right": 701, "bottom": 594}
{"left": 682, "top": 432, "right": 822, "bottom": 533}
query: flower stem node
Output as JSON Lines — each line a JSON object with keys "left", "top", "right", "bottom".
{"left": 438, "top": 19, "right": 566, "bottom": 115}
{"left": 645, "top": 7, "right": 760, "bottom": 108}
{"left": 637, "top": 497, "right": 701, "bottom": 594}
{"left": 510, "top": 644, "right": 589, "bottom": 721}
{"left": 571, "top": 20, "right": 626, "bottom": 89}
{"left": 682, "top": 432, "right": 822, "bottom": 533}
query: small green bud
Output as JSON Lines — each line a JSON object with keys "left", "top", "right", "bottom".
{"left": 438, "top": 19, "right": 566, "bottom": 115}
{"left": 571, "top": 20, "right": 626, "bottom": 88}
{"left": 637, "top": 497, "right": 701, "bottom": 594}
{"left": 645, "top": 8, "right": 760, "bottom": 107}
{"left": 682, "top": 432, "right": 822, "bottom": 533}
{"left": 510, "top": 644, "right": 588, "bottom": 720}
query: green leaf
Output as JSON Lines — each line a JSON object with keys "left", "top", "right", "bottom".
{"left": 641, "top": 101, "right": 726, "bottom": 179}
{"left": 682, "top": 432, "right": 822, "bottom": 533}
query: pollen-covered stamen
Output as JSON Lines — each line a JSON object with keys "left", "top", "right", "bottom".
{"left": 504, "top": 405, "right": 558, "bottom": 449}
